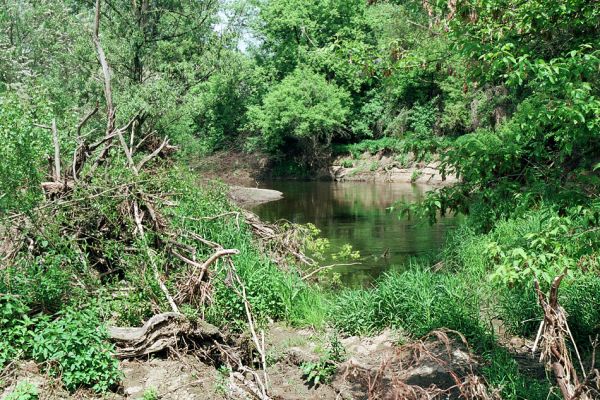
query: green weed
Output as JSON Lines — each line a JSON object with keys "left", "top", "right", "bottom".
{"left": 31, "top": 307, "right": 122, "bottom": 392}
{"left": 5, "top": 381, "right": 39, "bottom": 400}
{"left": 300, "top": 333, "right": 345, "bottom": 386}
{"left": 142, "top": 387, "right": 159, "bottom": 400}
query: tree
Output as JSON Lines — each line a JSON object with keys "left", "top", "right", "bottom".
{"left": 247, "top": 67, "right": 350, "bottom": 167}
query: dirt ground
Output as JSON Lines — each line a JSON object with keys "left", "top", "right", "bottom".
{"left": 3, "top": 321, "right": 550, "bottom": 399}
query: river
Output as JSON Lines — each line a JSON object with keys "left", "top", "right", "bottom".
{"left": 251, "top": 181, "right": 460, "bottom": 287}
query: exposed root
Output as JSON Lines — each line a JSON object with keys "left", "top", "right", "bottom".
{"left": 533, "top": 275, "right": 600, "bottom": 400}
{"left": 108, "top": 312, "right": 221, "bottom": 358}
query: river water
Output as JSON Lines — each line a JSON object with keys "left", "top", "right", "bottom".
{"left": 252, "top": 181, "right": 459, "bottom": 287}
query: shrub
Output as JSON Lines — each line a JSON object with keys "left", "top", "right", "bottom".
{"left": 31, "top": 307, "right": 121, "bottom": 392}
{"left": 0, "top": 295, "right": 35, "bottom": 367}
{"left": 0, "top": 93, "right": 53, "bottom": 212}
{"left": 247, "top": 67, "right": 350, "bottom": 166}
{"left": 3, "top": 253, "right": 75, "bottom": 313}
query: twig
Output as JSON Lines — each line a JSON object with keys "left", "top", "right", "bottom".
{"left": 173, "top": 248, "right": 239, "bottom": 284}
{"left": 302, "top": 262, "right": 361, "bottom": 281}
{"left": 136, "top": 136, "right": 169, "bottom": 170}
{"left": 51, "top": 119, "right": 61, "bottom": 181}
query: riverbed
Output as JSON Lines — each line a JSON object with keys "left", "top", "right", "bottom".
{"left": 251, "top": 181, "right": 460, "bottom": 287}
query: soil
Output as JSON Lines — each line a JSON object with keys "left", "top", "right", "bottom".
{"left": 3, "top": 321, "right": 548, "bottom": 400}
{"left": 330, "top": 151, "right": 459, "bottom": 186}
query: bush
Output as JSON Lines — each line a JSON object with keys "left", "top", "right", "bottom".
{"left": 31, "top": 307, "right": 121, "bottom": 392}
{"left": 0, "top": 93, "right": 53, "bottom": 212}
{"left": 247, "top": 67, "right": 350, "bottom": 167}
{"left": 0, "top": 295, "right": 35, "bottom": 368}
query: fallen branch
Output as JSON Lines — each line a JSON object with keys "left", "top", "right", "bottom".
{"left": 137, "top": 136, "right": 169, "bottom": 170}
{"left": 108, "top": 312, "right": 221, "bottom": 358}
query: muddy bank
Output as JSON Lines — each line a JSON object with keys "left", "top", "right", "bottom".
{"left": 193, "top": 150, "right": 457, "bottom": 188}
{"left": 329, "top": 151, "right": 458, "bottom": 186}
{"left": 4, "top": 324, "right": 504, "bottom": 400}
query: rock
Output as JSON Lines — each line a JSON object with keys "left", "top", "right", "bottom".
{"left": 229, "top": 186, "right": 283, "bottom": 206}
{"left": 416, "top": 173, "right": 433, "bottom": 184}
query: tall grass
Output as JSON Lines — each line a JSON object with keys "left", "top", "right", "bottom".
{"left": 329, "top": 264, "right": 485, "bottom": 340}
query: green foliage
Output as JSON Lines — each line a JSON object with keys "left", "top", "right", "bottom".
{"left": 0, "top": 296, "right": 121, "bottom": 392}
{"left": 247, "top": 67, "right": 350, "bottom": 166}
{"left": 0, "top": 295, "right": 35, "bottom": 368}
{"left": 561, "top": 275, "right": 600, "bottom": 344}
{"left": 5, "top": 381, "right": 39, "bottom": 400}
{"left": 330, "top": 266, "right": 483, "bottom": 339}
{"left": 190, "top": 55, "right": 269, "bottom": 152}
{"left": 333, "top": 137, "right": 404, "bottom": 158}
{"left": 487, "top": 205, "right": 600, "bottom": 285}
{"left": 142, "top": 387, "right": 159, "bottom": 400}
{"left": 3, "top": 252, "right": 75, "bottom": 314}
{"left": 482, "top": 347, "right": 555, "bottom": 400}
{"left": 31, "top": 307, "right": 122, "bottom": 392}
{"left": 160, "top": 170, "right": 327, "bottom": 329}
{"left": 340, "top": 159, "right": 354, "bottom": 168}
{"left": 0, "top": 93, "right": 52, "bottom": 212}
{"left": 300, "top": 333, "right": 345, "bottom": 386}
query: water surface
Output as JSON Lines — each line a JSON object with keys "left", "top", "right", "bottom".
{"left": 252, "top": 181, "right": 459, "bottom": 286}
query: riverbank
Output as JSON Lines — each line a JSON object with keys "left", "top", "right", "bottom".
{"left": 330, "top": 151, "right": 458, "bottom": 186}
{"left": 192, "top": 149, "right": 458, "bottom": 187}
{"left": 0, "top": 160, "right": 597, "bottom": 400}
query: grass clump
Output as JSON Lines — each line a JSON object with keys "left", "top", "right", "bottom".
{"left": 330, "top": 266, "right": 484, "bottom": 340}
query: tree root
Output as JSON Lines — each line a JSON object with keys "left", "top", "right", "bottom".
{"left": 108, "top": 312, "right": 221, "bottom": 359}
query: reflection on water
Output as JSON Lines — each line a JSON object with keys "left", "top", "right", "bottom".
{"left": 252, "top": 181, "right": 459, "bottom": 287}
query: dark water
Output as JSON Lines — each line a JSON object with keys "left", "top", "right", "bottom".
{"left": 252, "top": 181, "right": 459, "bottom": 287}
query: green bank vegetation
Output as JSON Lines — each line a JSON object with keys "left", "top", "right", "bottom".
{"left": 1, "top": 0, "right": 599, "bottom": 398}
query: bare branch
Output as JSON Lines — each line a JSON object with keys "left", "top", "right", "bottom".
{"left": 51, "top": 119, "right": 61, "bottom": 181}
{"left": 136, "top": 136, "right": 169, "bottom": 170}
{"left": 77, "top": 104, "right": 99, "bottom": 137}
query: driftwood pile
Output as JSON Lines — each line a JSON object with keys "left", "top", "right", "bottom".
{"left": 1, "top": 2, "right": 275, "bottom": 398}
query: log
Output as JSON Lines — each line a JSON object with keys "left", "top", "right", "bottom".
{"left": 108, "top": 312, "right": 221, "bottom": 358}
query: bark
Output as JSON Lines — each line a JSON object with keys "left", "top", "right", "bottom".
{"left": 108, "top": 312, "right": 221, "bottom": 358}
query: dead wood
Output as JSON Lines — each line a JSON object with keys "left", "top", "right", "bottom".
{"left": 243, "top": 210, "right": 316, "bottom": 269}
{"left": 342, "top": 330, "right": 500, "bottom": 400}
{"left": 108, "top": 312, "right": 221, "bottom": 358}
{"left": 533, "top": 276, "right": 600, "bottom": 400}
